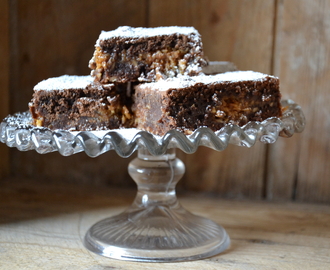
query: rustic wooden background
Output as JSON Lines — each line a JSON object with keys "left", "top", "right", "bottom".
{"left": 0, "top": 0, "right": 329, "bottom": 203}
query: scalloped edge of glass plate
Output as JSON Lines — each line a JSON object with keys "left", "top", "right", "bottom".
{"left": 0, "top": 99, "right": 305, "bottom": 158}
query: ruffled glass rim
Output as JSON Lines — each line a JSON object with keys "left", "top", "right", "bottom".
{"left": 0, "top": 99, "right": 305, "bottom": 158}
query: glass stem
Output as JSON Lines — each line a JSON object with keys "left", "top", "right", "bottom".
{"left": 128, "top": 148, "right": 185, "bottom": 209}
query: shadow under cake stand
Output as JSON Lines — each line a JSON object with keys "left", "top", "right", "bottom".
{"left": 0, "top": 99, "right": 305, "bottom": 262}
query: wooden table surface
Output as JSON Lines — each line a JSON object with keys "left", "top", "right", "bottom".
{"left": 0, "top": 179, "right": 329, "bottom": 270}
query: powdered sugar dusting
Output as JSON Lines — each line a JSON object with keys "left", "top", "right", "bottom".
{"left": 137, "top": 71, "right": 278, "bottom": 91}
{"left": 34, "top": 75, "right": 93, "bottom": 91}
{"left": 97, "top": 26, "right": 200, "bottom": 45}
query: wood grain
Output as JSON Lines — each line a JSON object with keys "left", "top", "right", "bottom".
{"left": 1, "top": 180, "right": 329, "bottom": 269}
{"left": 267, "top": 0, "right": 330, "bottom": 203}
{"left": 149, "top": 0, "right": 276, "bottom": 199}
{"left": 0, "top": 0, "right": 10, "bottom": 179}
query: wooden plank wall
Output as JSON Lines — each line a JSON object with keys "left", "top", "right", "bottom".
{"left": 0, "top": 0, "right": 10, "bottom": 179}
{"left": 267, "top": 0, "right": 330, "bottom": 203}
{"left": 0, "top": 0, "right": 329, "bottom": 203}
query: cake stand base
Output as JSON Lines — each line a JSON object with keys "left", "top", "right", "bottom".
{"left": 84, "top": 148, "right": 230, "bottom": 262}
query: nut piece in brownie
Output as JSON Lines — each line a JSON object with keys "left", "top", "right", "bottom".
{"left": 89, "top": 26, "right": 207, "bottom": 83}
{"left": 133, "top": 71, "right": 282, "bottom": 136}
{"left": 29, "top": 75, "right": 133, "bottom": 131}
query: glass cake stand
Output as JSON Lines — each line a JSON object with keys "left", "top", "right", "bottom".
{"left": 0, "top": 99, "right": 305, "bottom": 262}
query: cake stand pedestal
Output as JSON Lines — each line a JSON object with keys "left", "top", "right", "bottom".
{"left": 84, "top": 147, "right": 229, "bottom": 262}
{"left": 0, "top": 99, "right": 305, "bottom": 262}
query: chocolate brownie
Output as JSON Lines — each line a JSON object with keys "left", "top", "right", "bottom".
{"left": 133, "top": 71, "right": 282, "bottom": 136}
{"left": 89, "top": 26, "right": 207, "bottom": 83}
{"left": 29, "top": 75, "right": 133, "bottom": 131}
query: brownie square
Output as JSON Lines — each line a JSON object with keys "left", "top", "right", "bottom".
{"left": 89, "top": 26, "right": 207, "bottom": 83}
{"left": 133, "top": 71, "right": 282, "bottom": 136}
{"left": 29, "top": 75, "right": 133, "bottom": 131}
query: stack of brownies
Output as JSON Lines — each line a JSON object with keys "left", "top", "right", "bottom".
{"left": 29, "top": 26, "right": 282, "bottom": 136}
